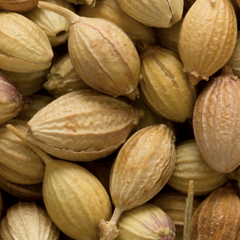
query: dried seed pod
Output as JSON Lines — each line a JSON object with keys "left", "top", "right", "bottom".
{"left": 78, "top": 0, "right": 156, "bottom": 45}
{"left": 66, "top": 0, "right": 96, "bottom": 6}
{"left": 100, "top": 124, "right": 176, "bottom": 240}
{"left": 0, "top": 201, "right": 59, "bottom": 240}
{"left": 0, "top": 0, "right": 39, "bottom": 12}
{"left": 0, "top": 73, "right": 30, "bottom": 124}
{"left": 27, "top": 89, "right": 143, "bottom": 161}
{"left": 0, "top": 119, "right": 45, "bottom": 184}
{"left": 116, "top": 0, "right": 183, "bottom": 28}
{"left": 38, "top": 1, "right": 141, "bottom": 98}
{"left": 17, "top": 94, "right": 54, "bottom": 121}
{"left": 44, "top": 53, "right": 90, "bottom": 98}
{"left": 168, "top": 139, "right": 228, "bottom": 195}
{"left": 138, "top": 42, "right": 196, "bottom": 123}
{"left": 193, "top": 66, "right": 240, "bottom": 173}
{"left": 0, "top": 11, "right": 53, "bottom": 73}
{"left": 25, "top": 0, "right": 75, "bottom": 47}
{"left": 0, "top": 68, "right": 50, "bottom": 96}
{"left": 190, "top": 183, "right": 240, "bottom": 240}
{"left": 228, "top": 31, "right": 240, "bottom": 78}
{"left": 154, "top": 19, "right": 182, "bottom": 55}
{"left": 6, "top": 124, "right": 112, "bottom": 240}
{"left": 0, "top": 178, "right": 42, "bottom": 201}
{"left": 116, "top": 203, "right": 175, "bottom": 240}
{"left": 149, "top": 191, "right": 201, "bottom": 240}
{"left": 178, "top": 0, "right": 237, "bottom": 86}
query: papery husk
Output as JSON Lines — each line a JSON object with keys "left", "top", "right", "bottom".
{"left": 116, "top": 203, "right": 175, "bottom": 240}
{"left": 27, "top": 89, "right": 144, "bottom": 161}
{"left": 228, "top": 31, "right": 240, "bottom": 78}
{"left": 25, "top": 0, "right": 75, "bottom": 47}
{"left": 0, "top": 68, "right": 50, "bottom": 96}
{"left": 0, "top": 73, "right": 27, "bottom": 124}
{"left": 78, "top": 0, "right": 156, "bottom": 45}
{"left": 0, "top": 12, "right": 53, "bottom": 73}
{"left": 0, "top": 201, "right": 59, "bottom": 240}
{"left": 168, "top": 139, "right": 228, "bottom": 195}
{"left": 178, "top": 0, "right": 237, "bottom": 87}
{"left": 154, "top": 19, "right": 182, "bottom": 55}
{"left": 149, "top": 191, "right": 202, "bottom": 240}
{"left": 44, "top": 53, "right": 90, "bottom": 98}
{"left": 16, "top": 94, "right": 54, "bottom": 121}
{"left": 0, "top": 0, "right": 39, "bottom": 12}
{"left": 99, "top": 124, "right": 176, "bottom": 240}
{"left": 6, "top": 124, "right": 112, "bottom": 240}
{"left": 0, "top": 178, "right": 42, "bottom": 202}
{"left": 138, "top": 42, "right": 196, "bottom": 123}
{"left": 38, "top": 1, "right": 141, "bottom": 98}
{"left": 193, "top": 66, "right": 240, "bottom": 173}
{"left": 190, "top": 183, "right": 240, "bottom": 240}
{"left": 116, "top": 0, "right": 183, "bottom": 28}
{"left": 0, "top": 119, "right": 45, "bottom": 185}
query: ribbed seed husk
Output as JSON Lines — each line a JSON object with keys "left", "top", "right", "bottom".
{"left": 116, "top": 0, "right": 183, "bottom": 27}
{"left": 149, "top": 191, "right": 202, "bottom": 240}
{"left": 17, "top": 94, "right": 54, "bottom": 121}
{"left": 78, "top": 0, "right": 156, "bottom": 45}
{"left": 190, "top": 183, "right": 240, "bottom": 240}
{"left": 0, "top": 201, "right": 59, "bottom": 240}
{"left": 178, "top": 0, "right": 237, "bottom": 86}
{"left": 44, "top": 53, "right": 90, "bottom": 98}
{"left": 43, "top": 160, "right": 112, "bottom": 240}
{"left": 0, "top": 178, "right": 42, "bottom": 201}
{"left": 193, "top": 70, "right": 240, "bottom": 173}
{"left": 68, "top": 17, "right": 140, "bottom": 98}
{"left": 0, "top": 0, "right": 39, "bottom": 12}
{"left": 139, "top": 43, "right": 196, "bottom": 123}
{"left": 27, "top": 89, "right": 143, "bottom": 161}
{"left": 0, "top": 12, "right": 53, "bottom": 73}
{"left": 168, "top": 139, "right": 228, "bottom": 195}
{"left": 110, "top": 124, "right": 176, "bottom": 211}
{"left": 0, "top": 68, "right": 50, "bottom": 96}
{"left": 116, "top": 203, "right": 175, "bottom": 240}
{"left": 0, "top": 119, "right": 45, "bottom": 184}
{"left": 25, "top": 0, "right": 75, "bottom": 47}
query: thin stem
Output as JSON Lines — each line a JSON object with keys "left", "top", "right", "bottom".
{"left": 38, "top": 1, "right": 80, "bottom": 24}
{"left": 6, "top": 124, "right": 53, "bottom": 165}
{"left": 110, "top": 207, "right": 124, "bottom": 224}
{"left": 183, "top": 180, "right": 194, "bottom": 240}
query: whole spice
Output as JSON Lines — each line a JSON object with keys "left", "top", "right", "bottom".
{"left": 0, "top": 0, "right": 39, "bottom": 12}
{"left": 6, "top": 124, "right": 112, "bottom": 240}
{"left": 78, "top": 0, "right": 156, "bottom": 45}
{"left": 25, "top": 0, "right": 75, "bottom": 47}
{"left": 116, "top": 0, "right": 183, "bottom": 28}
{"left": 150, "top": 191, "right": 201, "bottom": 240}
{"left": 0, "top": 201, "right": 59, "bottom": 240}
{"left": 26, "top": 89, "right": 143, "bottom": 161}
{"left": 193, "top": 66, "right": 240, "bottom": 173}
{"left": 38, "top": 1, "right": 141, "bottom": 98}
{"left": 178, "top": 0, "right": 237, "bottom": 86}
{"left": 0, "top": 119, "right": 45, "bottom": 185}
{"left": 0, "top": 73, "right": 30, "bottom": 124}
{"left": 190, "top": 183, "right": 240, "bottom": 240}
{"left": 168, "top": 139, "right": 228, "bottom": 195}
{"left": 116, "top": 203, "right": 175, "bottom": 240}
{"left": 0, "top": 178, "right": 42, "bottom": 202}
{"left": 0, "top": 11, "right": 53, "bottom": 73}
{"left": 100, "top": 124, "right": 176, "bottom": 240}
{"left": 138, "top": 42, "right": 196, "bottom": 123}
{"left": 44, "top": 53, "right": 90, "bottom": 98}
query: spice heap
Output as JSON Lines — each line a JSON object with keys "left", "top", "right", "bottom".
{"left": 0, "top": 0, "right": 239, "bottom": 240}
